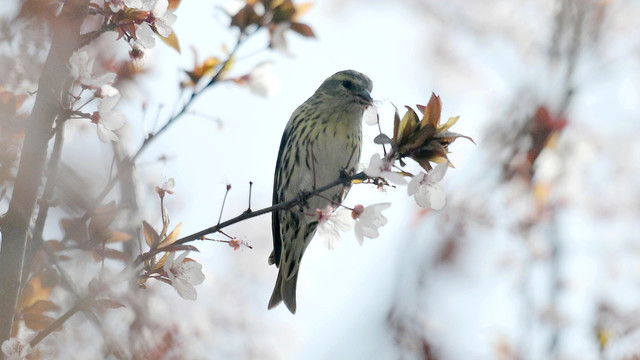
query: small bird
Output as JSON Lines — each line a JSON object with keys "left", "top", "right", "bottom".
{"left": 269, "top": 70, "right": 373, "bottom": 313}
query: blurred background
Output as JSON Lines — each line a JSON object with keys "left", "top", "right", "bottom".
{"left": 3, "top": 0, "right": 640, "bottom": 359}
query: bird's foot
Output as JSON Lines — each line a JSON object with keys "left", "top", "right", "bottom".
{"left": 296, "top": 190, "right": 311, "bottom": 211}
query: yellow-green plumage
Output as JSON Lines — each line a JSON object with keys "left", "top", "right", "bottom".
{"left": 269, "top": 70, "right": 373, "bottom": 313}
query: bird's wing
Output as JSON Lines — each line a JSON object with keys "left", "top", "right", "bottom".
{"left": 270, "top": 126, "right": 291, "bottom": 267}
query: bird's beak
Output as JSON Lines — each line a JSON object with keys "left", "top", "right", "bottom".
{"left": 358, "top": 89, "right": 373, "bottom": 105}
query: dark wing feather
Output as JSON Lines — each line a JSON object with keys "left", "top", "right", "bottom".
{"left": 270, "top": 127, "right": 290, "bottom": 267}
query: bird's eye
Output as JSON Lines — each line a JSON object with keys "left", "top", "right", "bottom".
{"left": 341, "top": 80, "right": 354, "bottom": 90}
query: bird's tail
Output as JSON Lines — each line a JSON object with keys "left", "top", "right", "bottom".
{"left": 268, "top": 267, "right": 298, "bottom": 314}
{"left": 268, "top": 221, "right": 316, "bottom": 314}
{"left": 268, "top": 265, "right": 299, "bottom": 314}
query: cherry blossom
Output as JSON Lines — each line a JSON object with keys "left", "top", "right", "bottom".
{"left": 352, "top": 203, "right": 391, "bottom": 244}
{"left": 363, "top": 104, "right": 379, "bottom": 125}
{"left": 163, "top": 252, "right": 205, "bottom": 300}
{"left": 134, "top": 22, "right": 156, "bottom": 49}
{"left": 124, "top": 0, "right": 144, "bottom": 8}
{"left": 270, "top": 23, "right": 291, "bottom": 55}
{"left": 407, "top": 161, "right": 448, "bottom": 210}
{"left": 149, "top": 0, "right": 177, "bottom": 38}
{"left": 364, "top": 153, "right": 407, "bottom": 185}
{"left": 92, "top": 93, "right": 126, "bottom": 142}
{"left": 316, "top": 206, "right": 354, "bottom": 249}
{"left": 1, "top": 338, "right": 31, "bottom": 360}
{"left": 130, "top": 0, "right": 177, "bottom": 49}
{"left": 69, "top": 48, "right": 116, "bottom": 89}
{"left": 246, "top": 62, "right": 282, "bottom": 97}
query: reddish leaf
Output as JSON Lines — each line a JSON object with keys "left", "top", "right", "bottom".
{"left": 392, "top": 107, "right": 401, "bottom": 143}
{"left": 167, "top": 0, "right": 181, "bottom": 10}
{"left": 289, "top": 22, "right": 315, "bottom": 37}
{"left": 22, "top": 313, "right": 55, "bottom": 331}
{"left": 89, "top": 201, "right": 117, "bottom": 234}
{"left": 159, "top": 30, "right": 181, "bottom": 53}
{"left": 230, "top": 5, "right": 260, "bottom": 31}
{"left": 271, "top": 1, "right": 296, "bottom": 23}
{"left": 158, "top": 222, "right": 182, "bottom": 248}
{"left": 23, "top": 300, "right": 59, "bottom": 314}
{"left": 420, "top": 93, "right": 442, "bottom": 129}
{"left": 396, "top": 106, "right": 419, "bottom": 144}
{"left": 143, "top": 220, "right": 160, "bottom": 248}
{"left": 433, "top": 130, "right": 475, "bottom": 146}
{"left": 16, "top": 274, "right": 56, "bottom": 310}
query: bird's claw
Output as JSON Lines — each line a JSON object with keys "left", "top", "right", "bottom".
{"left": 338, "top": 167, "right": 353, "bottom": 185}
{"left": 296, "top": 190, "right": 311, "bottom": 210}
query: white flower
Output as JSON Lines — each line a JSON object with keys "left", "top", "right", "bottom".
{"left": 246, "top": 62, "right": 282, "bottom": 97}
{"left": 223, "top": 1, "right": 246, "bottom": 15}
{"left": 161, "top": 178, "right": 175, "bottom": 192}
{"left": 316, "top": 206, "right": 354, "bottom": 249}
{"left": 163, "top": 252, "right": 205, "bottom": 300}
{"left": 364, "top": 153, "right": 407, "bottom": 185}
{"left": 109, "top": 0, "right": 145, "bottom": 11}
{"left": 69, "top": 49, "right": 92, "bottom": 80}
{"left": 353, "top": 203, "right": 391, "bottom": 244}
{"left": 135, "top": 23, "right": 156, "bottom": 49}
{"left": 124, "top": 0, "right": 144, "bottom": 8}
{"left": 150, "top": 0, "right": 177, "bottom": 37}
{"left": 1, "top": 338, "right": 31, "bottom": 360}
{"left": 131, "top": 0, "right": 177, "bottom": 49}
{"left": 99, "top": 84, "right": 119, "bottom": 98}
{"left": 69, "top": 48, "right": 116, "bottom": 89}
{"left": 363, "top": 104, "right": 379, "bottom": 125}
{"left": 93, "top": 93, "right": 126, "bottom": 142}
{"left": 270, "top": 23, "right": 291, "bottom": 55}
{"left": 407, "top": 162, "right": 448, "bottom": 210}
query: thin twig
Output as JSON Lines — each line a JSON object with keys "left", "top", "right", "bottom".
{"left": 131, "top": 34, "right": 249, "bottom": 163}
{"left": 29, "top": 171, "right": 370, "bottom": 348}
{"left": 218, "top": 184, "right": 232, "bottom": 225}
{"left": 247, "top": 181, "right": 253, "bottom": 212}
{"left": 29, "top": 293, "right": 94, "bottom": 348}
{"left": 168, "top": 172, "right": 368, "bottom": 249}
{"left": 55, "top": 29, "right": 252, "bottom": 248}
{"left": 376, "top": 113, "right": 388, "bottom": 156}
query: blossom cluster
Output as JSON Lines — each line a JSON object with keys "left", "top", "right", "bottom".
{"left": 64, "top": 0, "right": 181, "bottom": 142}
{"left": 316, "top": 94, "right": 471, "bottom": 248}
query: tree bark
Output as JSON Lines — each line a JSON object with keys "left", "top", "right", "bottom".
{"left": 0, "top": 0, "right": 88, "bottom": 346}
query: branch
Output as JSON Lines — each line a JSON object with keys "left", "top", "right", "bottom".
{"left": 0, "top": 0, "right": 89, "bottom": 345}
{"left": 29, "top": 293, "right": 94, "bottom": 348}
{"left": 55, "top": 30, "right": 253, "bottom": 249}
{"left": 23, "top": 121, "right": 66, "bottom": 280}
{"left": 21, "top": 29, "right": 266, "bottom": 348}
{"left": 169, "top": 172, "right": 368, "bottom": 248}
{"left": 131, "top": 33, "right": 249, "bottom": 163}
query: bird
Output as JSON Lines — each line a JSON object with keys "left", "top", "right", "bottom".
{"left": 268, "top": 70, "right": 373, "bottom": 313}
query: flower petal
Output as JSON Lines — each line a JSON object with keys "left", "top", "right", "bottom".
{"left": 364, "top": 153, "right": 383, "bottom": 177}
{"left": 354, "top": 203, "right": 391, "bottom": 244}
{"left": 97, "top": 123, "right": 119, "bottom": 142}
{"left": 407, "top": 173, "right": 425, "bottom": 196}
{"left": 415, "top": 183, "right": 446, "bottom": 210}
{"left": 363, "top": 105, "right": 379, "bottom": 125}
{"left": 428, "top": 161, "right": 449, "bottom": 183}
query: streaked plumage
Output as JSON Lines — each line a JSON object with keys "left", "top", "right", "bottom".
{"left": 269, "top": 70, "right": 373, "bottom": 313}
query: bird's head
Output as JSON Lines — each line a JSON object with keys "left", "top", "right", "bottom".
{"left": 316, "top": 70, "right": 373, "bottom": 108}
